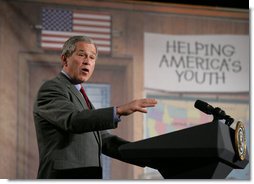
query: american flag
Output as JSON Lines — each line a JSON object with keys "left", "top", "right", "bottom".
{"left": 41, "top": 8, "right": 111, "bottom": 54}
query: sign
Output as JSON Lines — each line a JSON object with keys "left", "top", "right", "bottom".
{"left": 144, "top": 33, "right": 249, "bottom": 92}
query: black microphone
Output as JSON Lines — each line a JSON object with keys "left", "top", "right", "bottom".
{"left": 194, "top": 99, "right": 234, "bottom": 126}
{"left": 194, "top": 100, "right": 214, "bottom": 115}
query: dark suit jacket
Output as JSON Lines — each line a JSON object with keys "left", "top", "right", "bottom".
{"left": 33, "top": 73, "right": 129, "bottom": 179}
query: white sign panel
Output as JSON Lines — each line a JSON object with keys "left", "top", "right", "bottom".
{"left": 144, "top": 33, "right": 249, "bottom": 92}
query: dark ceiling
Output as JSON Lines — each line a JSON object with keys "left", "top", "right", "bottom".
{"left": 137, "top": 0, "right": 249, "bottom": 10}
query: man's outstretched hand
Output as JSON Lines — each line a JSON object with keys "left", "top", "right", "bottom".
{"left": 116, "top": 98, "right": 157, "bottom": 116}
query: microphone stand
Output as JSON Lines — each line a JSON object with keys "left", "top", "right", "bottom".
{"left": 212, "top": 107, "right": 234, "bottom": 126}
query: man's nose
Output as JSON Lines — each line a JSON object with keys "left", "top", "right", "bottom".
{"left": 83, "top": 56, "right": 90, "bottom": 64}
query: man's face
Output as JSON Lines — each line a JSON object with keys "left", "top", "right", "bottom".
{"left": 62, "top": 42, "right": 97, "bottom": 83}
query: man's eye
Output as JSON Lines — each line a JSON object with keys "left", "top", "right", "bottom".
{"left": 90, "top": 56, "right": 96, "bottom": 60}
{"left": 78, "top": 53, "right": 85, "bottom": 56}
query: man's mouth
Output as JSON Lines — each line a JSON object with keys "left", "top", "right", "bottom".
{"left": 81, "top": 68, "right": 89, "bottom": 73}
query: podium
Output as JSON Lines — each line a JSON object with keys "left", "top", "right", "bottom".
{"left": 119, "top": 122, "right": 249, "bottom": 179}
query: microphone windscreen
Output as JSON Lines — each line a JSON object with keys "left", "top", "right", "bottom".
{"left": 194, "top": 100, "right": 213, "bottom": 115}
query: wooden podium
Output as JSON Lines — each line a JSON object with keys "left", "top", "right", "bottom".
{"left": 119, "top": 122, "right": 249, "bottom": 179}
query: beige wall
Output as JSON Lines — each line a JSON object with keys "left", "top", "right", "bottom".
{"left": 0, "top": 0, "right": 249, "bottom": 179}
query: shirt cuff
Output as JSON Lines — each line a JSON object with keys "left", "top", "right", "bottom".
{"left": 113, "top": 106, "right": 121, "bottom": 123}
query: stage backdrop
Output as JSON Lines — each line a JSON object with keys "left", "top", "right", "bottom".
{"left": 144, "top": 33, "right": 249, "bottom": 92}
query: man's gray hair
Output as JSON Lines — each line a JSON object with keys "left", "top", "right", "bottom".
{"left": 61, "top": 35, "right": 98, "bottom": 57}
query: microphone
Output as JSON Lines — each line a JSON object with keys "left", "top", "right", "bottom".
{"left": 194, "top": 100, "right": 214, "bottom": 115}
{"left": 194, "top": 99, "right": 234, "bottom": 126}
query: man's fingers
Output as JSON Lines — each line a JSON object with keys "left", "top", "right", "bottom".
{"left": 141, "top": 103, "right": 156, "bottom": 107}
{"left": 117, "top": 98, "right": 157, "bottom": 116}
{"left": 136, "top": 107, "right": 148, "bottom": 113}
{"left": 135, "top": 98, "right": 157, "bottom": 113}
{"left": 140, "top": 98, "right": 157, "bottom": 107}
{"left": 143, "top": 98, "right": 157, "bottom": 104}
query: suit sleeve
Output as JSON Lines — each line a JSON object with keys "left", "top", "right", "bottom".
{"left": 101, "top": 130, "right": 146, "bottom": 168}
{"left": 33, "top": 80, "right": 119, "bottom": 133}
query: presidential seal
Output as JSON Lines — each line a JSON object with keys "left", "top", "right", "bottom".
{"left": 234, "top": 121, "right": 246, "bottom": 161}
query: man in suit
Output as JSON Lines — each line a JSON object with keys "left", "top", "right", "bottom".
{"left": 33, "top": 35, "right": 157, "bottom": 179}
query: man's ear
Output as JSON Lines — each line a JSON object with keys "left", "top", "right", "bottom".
{"left": 61, "top": 55, "right": 68, "bottom": 67}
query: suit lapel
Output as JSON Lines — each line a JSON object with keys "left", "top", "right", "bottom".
{"left": 58, "top": 73, "right": 101, "bottom": 145}
{"left": 58, "top": 73, "right": 88, "bottom": 109}
{"left": 69, "top": 85, "right": 88, "bottom": 109}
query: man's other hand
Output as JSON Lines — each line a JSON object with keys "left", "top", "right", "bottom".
{"left": 116, "top": 98, "right": 157, "bottom": 116}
